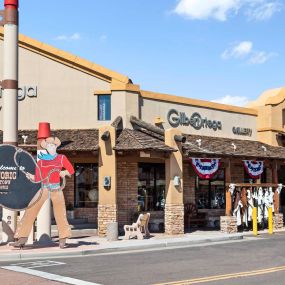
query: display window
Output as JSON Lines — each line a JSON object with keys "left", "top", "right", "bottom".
{"left": 195, "top": 168, "right": 225, "bottom": 209}
{"left": 138, "top": 163, "right": 165, "bottom": 211}
{"left": 74, "top": 163, "right": 98, "bottom": 208}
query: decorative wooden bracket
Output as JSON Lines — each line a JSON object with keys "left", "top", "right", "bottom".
{"left": 0, "top": 10, "right": 4, "bottom": 26}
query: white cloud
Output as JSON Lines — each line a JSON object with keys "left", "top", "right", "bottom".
{"left": 173, "top": 0, "right": 282, "bottom": 21}
{"left": 211, "top": 95, "right": 249, "bottom": 106}
{"left": 221, "top": 41, "right": 253, "bottom": 59}
{"left": 174, "top": 0, "right": 241, "bottom": 21}
{"left": 246, "top": 1, "right": 282, "bottom": 20}
{"left": 248, "top": 51, "right": 277, "bottom": 64}
{"left": 55, "top": 33, "right": 81, "bottom": 41}
{"left": 222, "top": 41, "right": 277, "bottom": 64}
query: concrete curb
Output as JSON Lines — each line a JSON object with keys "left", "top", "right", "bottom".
{"left": 0, "top": 234, "right": 244, "bottom": 262}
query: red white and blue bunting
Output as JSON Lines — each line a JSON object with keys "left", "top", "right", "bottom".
{"left": 243, "top": 160, "right": 264, "bottom": 179}
{"left": 191, "top": 158, "right": 221, "bottom": 179}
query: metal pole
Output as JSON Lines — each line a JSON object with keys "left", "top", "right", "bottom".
{"left": 36, "top": 122, "right": 52, "bottom": 244}
{"left": 1, "top": 0, "right": 19, "bottom": 243}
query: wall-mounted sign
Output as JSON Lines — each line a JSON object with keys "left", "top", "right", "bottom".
{"left": 232, "top": 127, "right": 252, "bottom": 137}
{"left": 0, "top": 86, "right": 37, "bottom": 101}
{"left": 167, "top": 109, "right": 222, "bottom": 131}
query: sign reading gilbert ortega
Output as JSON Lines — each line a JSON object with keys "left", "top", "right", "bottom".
{"left": 167, "top": 109, "right": 222, "bottom": 131}
{"left": 0, "top": 145, "right": 41, "bottom": 210}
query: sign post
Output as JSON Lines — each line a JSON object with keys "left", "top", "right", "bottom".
{"left": 1, "top": 0, "right": 19, "bottom": 243}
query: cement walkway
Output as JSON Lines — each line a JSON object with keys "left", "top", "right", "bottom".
{"left": 0, "top": 231, "right": 245, "bottom": 262}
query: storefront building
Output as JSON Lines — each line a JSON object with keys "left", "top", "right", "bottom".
{"left": 1, "top": 27, "right": 285, "bottom": 236}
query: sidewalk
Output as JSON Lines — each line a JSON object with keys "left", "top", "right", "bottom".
{"left": 0, "top": 230, "right": 245, "bottom": 262}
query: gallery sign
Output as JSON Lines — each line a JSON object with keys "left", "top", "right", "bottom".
{"left": 232, "top": 127, "right": 252, "bottom": 137}
{"left": 0, "top": 86, "right": 37, "bottom": 101}
{"left": 167, "top": 109, "right": 222, "bottom": 131}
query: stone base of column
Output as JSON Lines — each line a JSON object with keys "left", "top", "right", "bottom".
{"left": 273, "top": 213, "right": 284, "bottom": 230}
{"left": 98, "top": 204, "right": 117, "bottom": 237}
{"left": 220, "top": 216, "right": 238, "bottom": 234}
{"left": 165, "top": 204, "right": 184, "bottom": 235}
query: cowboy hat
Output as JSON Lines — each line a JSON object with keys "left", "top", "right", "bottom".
{"left": 40, "top": 137, "right": 61, "bottom": 149}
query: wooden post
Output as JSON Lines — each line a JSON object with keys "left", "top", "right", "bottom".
{"left": 225, "top": 159, "right": 232, "bottom": 216}
{"left": 272, "top": 160, "right": 280, "bottom": 213}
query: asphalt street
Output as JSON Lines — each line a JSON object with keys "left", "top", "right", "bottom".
{"left": 1, "top": 233, "right": 285, "bottom": 285}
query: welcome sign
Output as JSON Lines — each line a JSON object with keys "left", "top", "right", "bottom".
{"left": 0, "top": 145, "right": 41, "bottom": 210}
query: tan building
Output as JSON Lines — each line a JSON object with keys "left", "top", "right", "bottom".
{"left": 1, "top": 27, "right": 285, "bottom": 236}
{"left": 247, "top": 87, "right": 285, "bottom": 147}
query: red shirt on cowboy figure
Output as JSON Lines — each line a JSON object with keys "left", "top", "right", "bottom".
{"left": 13, "top": 137, "right": 74, "bottom": 249}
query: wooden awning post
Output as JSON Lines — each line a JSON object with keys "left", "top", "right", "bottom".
{"left": 272, "top": 160, "right": 280, "bottom": 213}
{"left": 225, "top": 159, "right": 232, "bottom": 216}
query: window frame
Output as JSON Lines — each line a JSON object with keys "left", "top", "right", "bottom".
{"left": 97, "top": 94, "right": 111, "bottom": 121}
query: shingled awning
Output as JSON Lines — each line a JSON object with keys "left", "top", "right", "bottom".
{"left": 183, "top": 134, "right": 285, "bottom": 159}
{"left": 0, "top": 129, "right": 99, "bottom": 152}
{"left": 114, "top": 128, "right": 176, "bottom": 153}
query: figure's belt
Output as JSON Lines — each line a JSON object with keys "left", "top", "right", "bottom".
{"left": 42, "top": 183, "right": 60, "bottom": 189}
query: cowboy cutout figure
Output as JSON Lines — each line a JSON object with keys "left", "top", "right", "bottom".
{"left": 12, "top": 137, "right": 74, "bottom": 249}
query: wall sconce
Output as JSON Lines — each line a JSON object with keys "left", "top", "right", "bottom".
{"left": 173, "top": 176, "right": 181, "bottom": 187}
{"left": 103, "top": 176, "right": 111, "bottom": 187}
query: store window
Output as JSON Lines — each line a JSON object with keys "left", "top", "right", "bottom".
{"left": 98, "top": 95, "right": 111, "bottom": 121}
{"left": 195, "top": 169, "right": 225, "bottom": 209}
{"left": 74, "top": 163, "right": 98, "bottom": 208}
{"left": 138, "top": 163, "right": 165, "bottom": 211}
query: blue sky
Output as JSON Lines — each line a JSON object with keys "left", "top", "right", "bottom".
{"left": 11, "top": 0, "right": 285, "bottom": 105}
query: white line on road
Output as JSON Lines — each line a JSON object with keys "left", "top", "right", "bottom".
{"left": 9, "top": 260, "right": 65, "bottom": 268}
{"left": 2, "top": 266, "right": 103, "bottom": 285}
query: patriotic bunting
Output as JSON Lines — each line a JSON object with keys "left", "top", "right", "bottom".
{"left": 243, "top": 160, "right": 264, "bottom": 179}
{"left": 191, "top": 158, "right": 221, "bottom": 179}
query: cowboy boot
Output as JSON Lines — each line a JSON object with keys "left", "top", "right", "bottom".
{"left": 10, "top": 237, "right": 28, "bottom": 249}
{"left": 59, "top": 238, "right": 66, "bottom": 249}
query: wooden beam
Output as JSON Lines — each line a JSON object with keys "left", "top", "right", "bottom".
{"left": 272, "top": 160, "right": 280, "bottom": 213}
{"left": 225, "top": 159, "right": 232, "bottom": 216}
{"left": 226, "top": 183, "right": 280, "bottom": 187}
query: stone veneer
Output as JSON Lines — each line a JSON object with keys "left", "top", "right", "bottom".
{"left": 220, "top": 216, "right": 238, "bottom": 234}
{"left": 98, "top": 204, "right": 118, "bottom": 237}
{"left": 273, "top": 213, "right": 284, "bottom": 230}
{"left": 165, "top": 204, "right": 184, "bottom": 235}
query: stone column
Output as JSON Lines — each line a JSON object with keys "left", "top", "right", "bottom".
{"left": 164, "top": 129, "right": 184, "bottom": 235}
{"left": 225, "top": 159, "right": 232, "bottom": 216}
{"left": 98, "top": 125, "right": 117, "bottom": 237}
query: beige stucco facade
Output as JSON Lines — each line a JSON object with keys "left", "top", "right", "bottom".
{"left": 247, "top": 87, "right": 285, "bottom": 146}
{"left": 141, "top": 97, "right": 257, "bottom": 140}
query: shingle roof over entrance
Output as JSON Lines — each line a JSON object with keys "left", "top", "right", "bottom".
{"left": 114, "top": 128, "right": 176, "bottom": 153}
{"left": 0, "top": 129, "right": 99, "bottom": 152}
{"left": 183, "top": 134, "right": 285, "bottom": 159}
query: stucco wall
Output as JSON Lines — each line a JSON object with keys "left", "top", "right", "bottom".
{"left": 141, "top": 98, "right": 257, "bottom": 140}
{"left": 0, "top": 41, "right": 111, "bottom": 130}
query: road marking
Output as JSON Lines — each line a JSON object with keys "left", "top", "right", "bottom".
{"left": 9, "top": 260, "right": 65, "bottom": 269}
{"left": 1, "top": 266, "right": 103, "bottom": 285}
{"left": 153, "top": 265, "right": 285, "bottom": 285}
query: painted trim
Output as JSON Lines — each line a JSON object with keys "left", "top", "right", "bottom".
{"left": 265, "top": 87, "right": 285, "bottom": 106}
{"left": 140, "top": 90, "right": 258, "bottom": 116}
{"left": 94, "top": 90, "right": 112, "bottom": 95}
{"left": 0, "top": 27, "right": 129, "bottom": 84}
{"left": 258, "top": 128, "right": 285, "bottom": 133}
